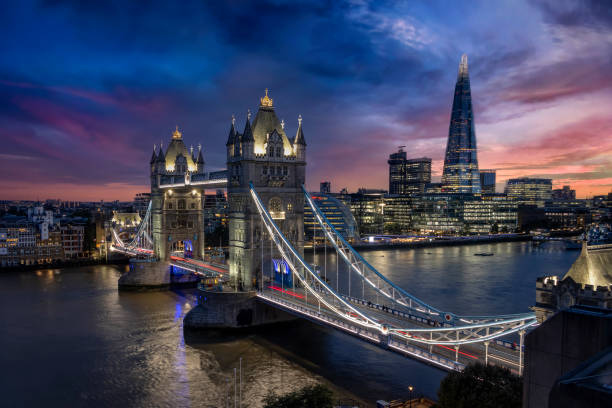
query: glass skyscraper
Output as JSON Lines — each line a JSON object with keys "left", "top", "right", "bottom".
{"left": 442, "top": 54, "right": 481, "bottom": 194}
{"left": 388, "top": 147, "right": 431, "bottom": 195}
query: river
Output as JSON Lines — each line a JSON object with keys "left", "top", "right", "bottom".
{"left": 0, "top": 241, "right": 578, "bottom": 407}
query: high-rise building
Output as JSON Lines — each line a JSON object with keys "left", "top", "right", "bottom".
{"left": 387, "top": 147, "right": 431, "bottom": 195}
{"left": 552, "top": 185, "right": 576, "bottom": 201}
{"left": 442, "top": 55, "right": 481, "bottom": 194}
{"left": 320, "top": 181, "right": 331, "bottom": 194}
{"left": 480, "top": 169, "right": 496, "bottom": 194}
{"left": 505, "top": 177, "right": 552, "bottom": 207}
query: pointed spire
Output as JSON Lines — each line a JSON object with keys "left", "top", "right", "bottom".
{"left": 156, "top": 144, "right": 165, "bottom": 163}
{"left": 226, "top": 115, "right": 236, "bottom": 146}
{"left": 172, "top": 125, "right": 182, "bottom": 140}
{"left": 242, "top": 109, "right": 254, "bottom": 142}
{"left": 295, "top": 114, "right": 306, "bottom": 146}
{"left": 281, "top": 119, "right": 285, "bottom": 130}
{"left": 458, "top": 54, "right": 468, "bottom": 77}
{"left": 150, "top": 144, "right": 157, "bottom": 164}
{"left": 197, "top": 147, "right": 205, "bottom": 164}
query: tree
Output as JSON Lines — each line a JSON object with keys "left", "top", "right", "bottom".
{"left": 435, "top": 363, "right": 521, "bottom": 408}
{"left": 262, "top": 384, "right": 334, "bottom": 408}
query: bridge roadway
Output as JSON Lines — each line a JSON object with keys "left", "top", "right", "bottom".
{"left": 256, "top": 285, "right": 523, "bottom": 374}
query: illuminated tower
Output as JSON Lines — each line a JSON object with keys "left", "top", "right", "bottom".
{"left": 442, "top": 54, "right": 481, "bottom": 194}
{"left": 226, "top": 89, "right": 306, "bottom": 290}
{"left": 150, "top": 127, "right": 206, "bottom": 261}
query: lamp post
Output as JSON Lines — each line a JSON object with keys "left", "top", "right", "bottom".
{"left": 408, "top": 385, "right": 414, "bottom": 408}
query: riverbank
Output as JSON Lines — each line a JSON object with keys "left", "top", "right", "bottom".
{"left": 305, "top": 233, "right": 531, "bottom": 253}
{"left": 0, "top": 258, "right": 128, "bottom": 272}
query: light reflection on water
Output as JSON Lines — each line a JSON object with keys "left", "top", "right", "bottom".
{"left": 0, "top": 241, "right": 578, "bottom": 407}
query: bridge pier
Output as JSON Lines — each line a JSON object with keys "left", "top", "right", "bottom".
{"left": 118, "top": 259, "right": 199, "bottom": 290}
{"left": 184, "top": 289, "right": 295, "bottom": 329}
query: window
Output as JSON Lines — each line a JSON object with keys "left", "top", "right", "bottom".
{"left": 168, "top": 202, "right": 173, "bottom": 210}
{"left": 276, "top": 147, "right": 281, "bottom": 157}
{"left": 178, "top": 199, "right": 186, "bottom": 210}
{"left": 287, "top": 202, "right": 293, "bottom": 212}
{"left": 269, "top": 198, "right": 282, "bottom": 213}
{"left": 263, "top": 166, "right": 268, "bottom": 175}
{"left": 283, "top": 166, "right": 288, "bottom": 175}
{"left": 190, "top": 202, "right": 195, "bottom": 209}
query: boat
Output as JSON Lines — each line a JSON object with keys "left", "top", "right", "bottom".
{"left": 474, "top": 252, "right": 494, "bottom": 256}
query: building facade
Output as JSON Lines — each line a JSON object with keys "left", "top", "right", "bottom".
{"left": 441, "top": 55, "right": 481, "bottom": 194}
{"left": 226, "top": 90, "right": 306, "bottom": 290}
{"left": 304, "top": 193, "right": 359, "bottom": 242}
{"left": 388, "top": 147, "right": 431, "bottom": 195}
{"left": 552, "top": 185, "right": 576, "bottom": 201}
{"left": 150, "top": 127, "right": 207, "bottom": 260}
{"left": 479, "top": 169, "right": 496, "bottom": 194}
{"left": 534, "top": 225, "right": 612, "bottom": 323}
{"left": 505, "top": 177, "right": 552, "bottom": 207}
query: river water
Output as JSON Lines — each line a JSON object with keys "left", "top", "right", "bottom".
{"left": 0, "top": 241, "right": 578, "bottom": 407}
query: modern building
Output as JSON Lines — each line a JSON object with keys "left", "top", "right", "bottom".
{"left": 383, "top": 195, "right": 412, "bottom": 234}
{"left": 479, "top": 169, "right": 496, "bottom": 194}
{"left": 320, "top": 181, "right": 331, "bottom": 194}
{"left": 552, "top": 185, "right": 576, "bottom": 201}
{"left": 462, "top": 194, "right": 518, "bottom": 234}
{"left": 441, "top": 55, "right": 481, "bottom": 194}
{"left": 347, "top": 190, "right": 385, "bottom": 235}
{"left": 505, "top": 177, "right": 552, "bottom": 207}
{"left": 304, "top": 193, "right": 359, "bottom": 242}
{"left": 133, "top": 192, "right": 151, "bottom": 216}
{"left": 203, "top": 190, "right": 227, "bottom": 234}
{"left": 388, "top": 147, "right": 431, "bottom": 195}
{"left": 410, "top": 194, "right": 464, "bottom": 234}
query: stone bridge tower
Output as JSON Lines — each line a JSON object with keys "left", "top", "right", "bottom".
{"left": 226, "top": 90, "right": 306, "bottom": 290}
{"left": 150, "top": 127, "right": 206, "bottom": 261}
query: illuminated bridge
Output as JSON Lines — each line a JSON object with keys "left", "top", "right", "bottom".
{"left": 112, "top": 182, "right": 537, "bottom": 374}
{"left": 113, "top": 91, "right": 537, "bottom": 374}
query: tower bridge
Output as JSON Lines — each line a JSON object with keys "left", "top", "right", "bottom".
{"left": 113, "top": 89, "right": 537, "bottom": 373}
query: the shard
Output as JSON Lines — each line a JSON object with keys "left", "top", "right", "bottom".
{"left": 441, "top": 54, "right": 481, "bottom": 194}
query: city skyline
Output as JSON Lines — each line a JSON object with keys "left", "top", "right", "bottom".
{"left": 1, "top": 0, "right": 612, "bottom": 201}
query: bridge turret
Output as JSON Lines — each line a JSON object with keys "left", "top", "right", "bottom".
{"left": 294, "top": 114, "right": 306, "bottom": 162}
{"left": 241, "top": 110, "right": 254, "bottom": 160}
{"left": 227, "top": 89, "right": 306, "bottom": 290}
{"left": 226, "top": 115, "right": 236, "bottom": 158}
{"left": 196, "top": 144, "right": 205, "bottom": 174}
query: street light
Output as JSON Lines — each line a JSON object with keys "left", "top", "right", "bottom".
{"left": 408, "top": 385, "right": 414, "bottom": 408}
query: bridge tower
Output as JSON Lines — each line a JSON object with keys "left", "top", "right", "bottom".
{"left": 150, "top": 127, "right": 207, "bottom": 261}
{"left": 226, "top": 89, "right": 306, "bottom": 290}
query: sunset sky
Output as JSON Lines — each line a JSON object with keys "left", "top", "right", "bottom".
{"left": 1, "top": 0, "right": 611, "bottom": 201}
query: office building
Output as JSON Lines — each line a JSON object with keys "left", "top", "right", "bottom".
{"left": 304, "top": 193, "right": 359, "bottom": 242}
{"left": 552, "top": 185, "right": 576, "bottom": 201}
{"left": 388, "top": 147, "right": 431, "bottom": 195}
{"left": 479, "top": 169, "right": 496, "bottom": 194}
{"left": 505, "top": 177, "right": 552, "bottom": 207}
{"left": 441, "top": 55, "right": 481, "bottom": 193}
{"left": 320, "top": 181, "right": 331, "bottom": 194}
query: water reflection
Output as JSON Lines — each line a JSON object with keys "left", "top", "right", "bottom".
{"left": 0, "top": 242, "right": 579, "bottom": 407}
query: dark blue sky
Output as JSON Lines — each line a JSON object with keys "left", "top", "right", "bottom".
{"left": 1, "top": 0, "right": 611, "bottom": 200}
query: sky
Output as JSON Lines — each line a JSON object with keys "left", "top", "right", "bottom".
{"left": 1, "top": 0, "right": 611, "bottom": 201}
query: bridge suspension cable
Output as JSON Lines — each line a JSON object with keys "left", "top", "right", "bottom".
{"left": 303, "top": 187, "right": 536, "bottom": 326}
{"left": 252, "top": 183, "right": 537, "bottom": 347}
